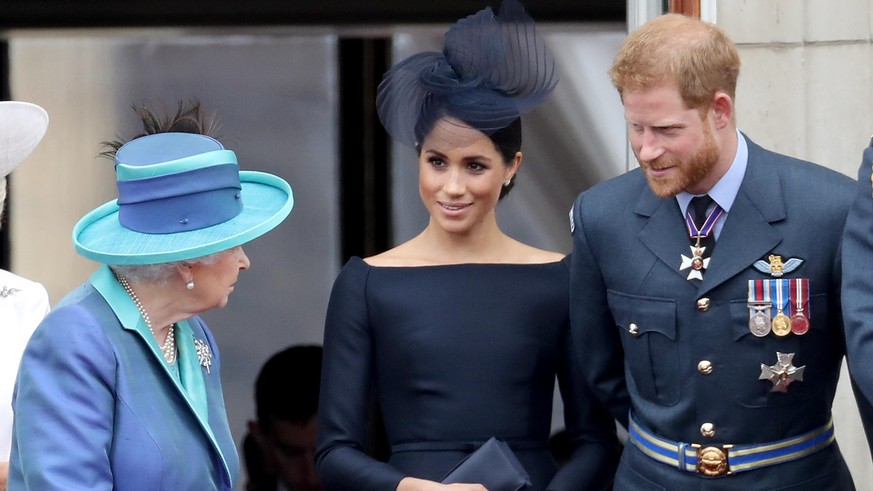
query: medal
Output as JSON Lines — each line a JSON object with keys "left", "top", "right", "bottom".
{"left": 691, "top": 245, "right": 706, "bottom": 270}
{"left": 760, "top": 352, "right": 805, "bottom": 393}
{"left": 772, "top": 314, "right": 791, "bottom": 336}
{"left": 748, "top": 279, "right": 772, "bottom": 337}
{"left": 749, "top": 307, "right": 772, "bottom": 337}
{"left": 770, "top": 279, "right": 791, "bottom": 337}
{"left": 680, "top": 244, "right": 710, "bottom": 281}
{"left": 790, "top": 278, "right": 810, "bottom": 335}
{"left": 678, "top": 199, "right": 724, "bottom": 281}
{"left": 791, "top": 314, "right": 809, "bottom": 336}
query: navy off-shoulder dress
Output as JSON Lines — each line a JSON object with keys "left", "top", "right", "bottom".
{"left": 316, "top": 256, "right": 619, "bottom": 491}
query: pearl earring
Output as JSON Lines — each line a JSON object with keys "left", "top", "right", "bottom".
{"left": 503, "top": 178, "right": 512, "bottom": 187}
{"left": 186, "top": 279, "right": 195, "bottom": 290}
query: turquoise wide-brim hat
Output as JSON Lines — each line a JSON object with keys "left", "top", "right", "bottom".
{"left": 73, "top": 132, "right": 293, "bottom": 265}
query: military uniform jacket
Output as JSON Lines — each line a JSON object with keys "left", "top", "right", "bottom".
{"left": 841, "top": 142, "right": 873, "bottom": 457}
{"left": 570, "top": 134, "right": 856, "bottom": 489}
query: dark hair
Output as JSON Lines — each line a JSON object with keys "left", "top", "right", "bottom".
{"left": 490, "top": 118, "right": 522, "bottom": 199}
{"left": 255, "top": 345, "right": 322, "bottom": 428}
{"left": 415, "top": 116, "right": 523, "bottom": 200}
{"left": 99, "top": 100, "right": 221, "bottom": 160}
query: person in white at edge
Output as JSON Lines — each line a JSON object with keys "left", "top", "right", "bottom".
{"left": 0, "top": 101, "right": 50, "bottom": 491}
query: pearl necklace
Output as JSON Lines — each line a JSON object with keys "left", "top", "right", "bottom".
{"left": 116, "top": 274, "right": 177, "bottom": 364}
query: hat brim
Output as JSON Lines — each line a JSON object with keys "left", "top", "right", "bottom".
{"left": 0, "top": 101, "right": 49, "bottom": 178}
{"left": 73, "top": 171, "right": 293, "bottom": 265}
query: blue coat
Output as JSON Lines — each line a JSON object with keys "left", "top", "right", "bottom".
{"left": 841, "top": 141, "right": 873, "bottom": 457}
{"left": 9, "top": 265, "right": 239, "bottom": 490}
{"left": 570, "top": 134, "right": 857, "bottom": 489}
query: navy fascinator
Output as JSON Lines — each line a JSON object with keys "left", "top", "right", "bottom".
{"left": 376, "top": 0, "right": 558, "bottom": 147}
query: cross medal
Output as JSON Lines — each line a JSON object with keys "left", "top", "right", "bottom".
{"left": 680, "top": 242, "right": 710, "bottom": 281}
{"left": 760, "top": 352, "right": 805, "bottom": 393}
{"left": 679, "top": 202, "right": 724, "bottom": 281}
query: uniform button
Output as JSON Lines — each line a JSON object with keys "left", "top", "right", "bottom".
{"left": 697, "top": 360, "right": 713, "bottom": 375}
{"left": 628, "top": 323, "right": 639, "bottom": 336}
{"left": 697, "top": 297, "right": 711, "bottom": 312}
{"left": 700, "top": 422, "right": 716, "bottom": 438}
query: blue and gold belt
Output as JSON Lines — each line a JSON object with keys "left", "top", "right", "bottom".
{"left": 628, "top": 413, "right": 834, "bottom": 477}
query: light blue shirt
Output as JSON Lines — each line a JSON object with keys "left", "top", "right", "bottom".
{"left": 677, "top": 129, "right": 748, "bottom": 240}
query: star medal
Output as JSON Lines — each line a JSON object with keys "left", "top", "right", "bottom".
{"left": 747, "top": 279, "right": 772, "bottom": 337}
{"left": 770, "top": 279, "right": 791, "bottom": 337}
{"left": 680, "top": 244, "right": 710, "bottom": 281}
{"left": 759, "top": 352, "right": 805, "bottom": 393}
{"left": 194, "top": 338, "right": 213, "bottom": 374}
{"left": 679, "top": 202, "right": 724, "bottom": 281}
{"left": 790, "top": 278, "right": 810, "bottom": 335}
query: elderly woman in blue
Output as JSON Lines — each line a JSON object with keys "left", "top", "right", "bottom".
{"left": 9, "top": 104, "right": 294, "bottom": 491}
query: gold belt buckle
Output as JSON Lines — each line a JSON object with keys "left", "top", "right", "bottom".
{"left": 692, "top": 443, "right": 733, "bottom": 477}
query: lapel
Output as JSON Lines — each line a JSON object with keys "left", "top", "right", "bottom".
{"left": 700, "top": 136, "right": 784, "bottom": 294}
{"left": 634, "top": 135, "right": 785, "bottom": 293}
{"left": 636, "top": 188, "right": 690, "bottom": 283}
{"left": 181, "top": 319, "right": 234, "bottom": 482}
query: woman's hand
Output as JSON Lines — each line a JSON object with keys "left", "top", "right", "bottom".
{"left": 0, "top": 460, "right": 8, "bottom": 490}
{"left": 397, "top": 477, "right": 488, "bottom": 491}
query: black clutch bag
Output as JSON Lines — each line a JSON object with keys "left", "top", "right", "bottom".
{"left": 440, "top": 437, "right": 532, "bottom": 491}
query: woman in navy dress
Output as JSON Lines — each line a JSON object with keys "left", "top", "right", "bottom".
{"left": 315, "top": 2, "right": 620, "bottom": 490}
